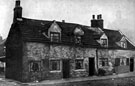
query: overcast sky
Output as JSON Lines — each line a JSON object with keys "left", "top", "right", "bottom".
{"left": 0, "top": 0, "right": 135, "bottom": 43}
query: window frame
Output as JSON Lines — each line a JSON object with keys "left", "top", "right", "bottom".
{"left": 101, "top": 38, "right": 108, "bottom": 47}
{"left": 49, "top": 59, "right": 61, "bottom": 72}
{"left": 99, "top": 58, "right": 108, "bottom": 67}
{"left": 120, "top": 41, "right": 127, "bottom": 48}
{"left": 50, "top": 32, "right": 61, "bottom": 42}
{"left": 29, "top": 61, "right": 41, "bottom": 72}
{"left": 74, "top": 35, "right": 82, "bottom": 44}
{"left": 75, "top": 59, "right": 84, "bottom": 70}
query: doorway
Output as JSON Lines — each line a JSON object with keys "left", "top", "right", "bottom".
{"left": 89, "top": 58, "right": 95, "bottom": 76}
{"left": 62, "top": 59, "right": 70, "bottom": 78}
{"left": 130, "top": 58, "right": 134, "bottom": 72}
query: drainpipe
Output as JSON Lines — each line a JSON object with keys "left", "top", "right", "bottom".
{"left": 96, "top": 48, "right": 99, "bottom": 75}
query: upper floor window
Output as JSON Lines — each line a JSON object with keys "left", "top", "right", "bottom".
{"left": 50, "top": 32, "right": 60, "bottom": 42}
{"left": 75, "top": 36, "right": 82, "bottom": 44}
{"left": 100, "top": 34, "right": 108, "bottom": 47}
{"left": 48, "top": 21, "right": 61, "bottom": 42}
{"left": 120, "top": 41, "right": 127, "bottom": 48}
{"left": 101, "top": 39, "right": 108, "bottom": 47}
{"left": 74, "top": 27, "right": 84, "bottom": 44}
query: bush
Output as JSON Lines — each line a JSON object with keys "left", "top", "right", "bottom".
{"left": 98, "top": 68, "right": 106, "bottom": 76}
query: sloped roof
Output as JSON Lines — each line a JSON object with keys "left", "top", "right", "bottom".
{"left": 9, "top": 17, "right": 135, "bottom": 49}
{"left": 15, "top": 18, "right": 100, "bottom": 48}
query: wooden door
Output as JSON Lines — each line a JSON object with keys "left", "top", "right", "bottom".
{"left": 130, "top": 58, "right": 134, "bottom": 72}
{"left": 62, "top": 59, "right": 70, "bottom": 78}
{"left": 89, "top": 58, "right": 95, "bottom": 76}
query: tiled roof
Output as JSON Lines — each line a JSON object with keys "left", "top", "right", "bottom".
{"left": 10, "top": 17, "right": 135, "bottom": 49}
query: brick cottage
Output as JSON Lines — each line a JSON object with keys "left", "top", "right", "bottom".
{"left": 6, "top": 0, "right": 135, "bottom": 82}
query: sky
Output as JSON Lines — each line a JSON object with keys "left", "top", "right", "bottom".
{"left": 0, "top": 0, "right": 135, "bottom": 43}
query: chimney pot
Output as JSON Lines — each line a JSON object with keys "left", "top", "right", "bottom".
{"left": 99, "top": 14, "right": 102, "bottom": 19}
{"left": 15, "top": 0, "right": 20, "bottom": 7}
{"left": 97, "top": 15, "right": 100, "bottom": 19}
{"left": 92, "top": 15, "right": 95, "bottom": 19}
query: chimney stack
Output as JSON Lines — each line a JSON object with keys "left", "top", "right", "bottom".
{"left": 13, "top": 0, "right": 22, "bottom": 23}
{"left": 91, "top": 14, "right": 104, "bottom": 29}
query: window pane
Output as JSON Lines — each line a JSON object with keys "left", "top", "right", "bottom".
{"left": 75, "top": 59, "right": 83, "bottom": 69}
{"left": 75, "top": 36, "right": 81, "bottom": 44}
{"left": 102, "top": 39, "right": 107, "bottom": 46}
{"left": 50, "top": 32, "right": 60, "bottom": 42}
{"left": 99, "top": 58, "right": 108, "bottom": 67}
{"left": 30, "top": 61, "right": 41, "bottom": 72}
{"left": 50, "top": 60, "right": 60, "bottom": 71}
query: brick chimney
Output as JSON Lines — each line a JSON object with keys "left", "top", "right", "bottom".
{"left": 13, "top": 0, "right": 22, "bottom": 23}
{"left": 91, "top": 14, "right": 104, "bottom": 29}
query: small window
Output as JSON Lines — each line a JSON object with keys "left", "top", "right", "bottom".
{"left": 75, "top": 59, "right": 84, "bottom": 69}
{"left": 101, "top": 39, "right": 108, "bottom": 47}
{"left": 121, "top": 41, "right": 126, "bottom": 48}
{"left": 115, "top": 58, "right": 120, "bottom": 66}
{"left": 50, "top": 60, "right": 60, "bottom": 71}
{"left": 120, "top": 58, "right": 127, "bottom": 66}
{"left": 75, "top": 36, "right": 82, "bottom": 44}
{"left": 29, "top": 61, "right": 41, "bottom": 72}
{"left": 99, "top": 58, "right": 108, "bottom": 67}
{"left": 50, "top": 32, "right": 60, "bottom": 42}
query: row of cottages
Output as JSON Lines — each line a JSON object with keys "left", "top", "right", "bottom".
{"left": 6, "top": 0, "right": 135, "bottom": 82}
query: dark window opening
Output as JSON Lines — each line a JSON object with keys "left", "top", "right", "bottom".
{"left": 75, "top": 59, "right": 84, "bottom": 69}
{"left": 99, "top": 58, "right": 108, "bottom": 67}
{"left": 50, "top": 60, "right": 60, "bottom": 71}
{"left": 30, "top": 61, "right": 41, "bottom": 72}
{"left": 101, "top": 39, "right": 108, "bottom": 47}
{"left": 121, "top": 41, "right": 127, "bottom": 48}
{"left": 75, "top": 36, "right": 82, "bottom": 44}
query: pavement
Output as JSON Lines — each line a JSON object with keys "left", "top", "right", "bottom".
{"left": 24, "top": 72, "right": 135, "bottom": 86}
{"left": 1, "top": 72, "right": 135, "bottom": 86}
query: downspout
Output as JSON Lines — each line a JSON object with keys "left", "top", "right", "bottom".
{"left": 96, "top": 48, "right": 99, "bottom": 75}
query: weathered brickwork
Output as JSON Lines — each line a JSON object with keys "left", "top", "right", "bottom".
{"left": 22, "top": 42, "right": 97, "bottom": 82}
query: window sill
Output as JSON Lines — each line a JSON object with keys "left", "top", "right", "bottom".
{"left": 50, "top": 70, "right": 61, "bottom": 73}
{"left": 74, "top": 69, "right": 86, "bottom": 71}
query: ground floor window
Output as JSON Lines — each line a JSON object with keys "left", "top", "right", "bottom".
{"left": 75, "top": 59, "right": 84, "bottom": 69}
{"left": 29, "top": 61, "right": 41, "bottom": 72}
{"left": 99, "top": 58, "right": 108, "bottom": 67}
{"left": 50, "top": 60, "right": 60, "bottom": 71}
{"left": 115, "top": 57, "right": 129, "bottom": 66}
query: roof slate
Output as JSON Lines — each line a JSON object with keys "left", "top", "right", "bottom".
{"left": 11, "top": 17, "right": 135, "bottom": 49}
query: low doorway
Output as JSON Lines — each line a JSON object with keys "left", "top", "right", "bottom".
{"left": 89, "top": 58, "right": 95, "bottom": 76}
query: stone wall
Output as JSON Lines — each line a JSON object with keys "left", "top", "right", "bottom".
{"left": 22, "top": 42, "right": 97, "bottom": 82}
{"left": 97, "top": 49, "right": 135, "bottom": 74}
